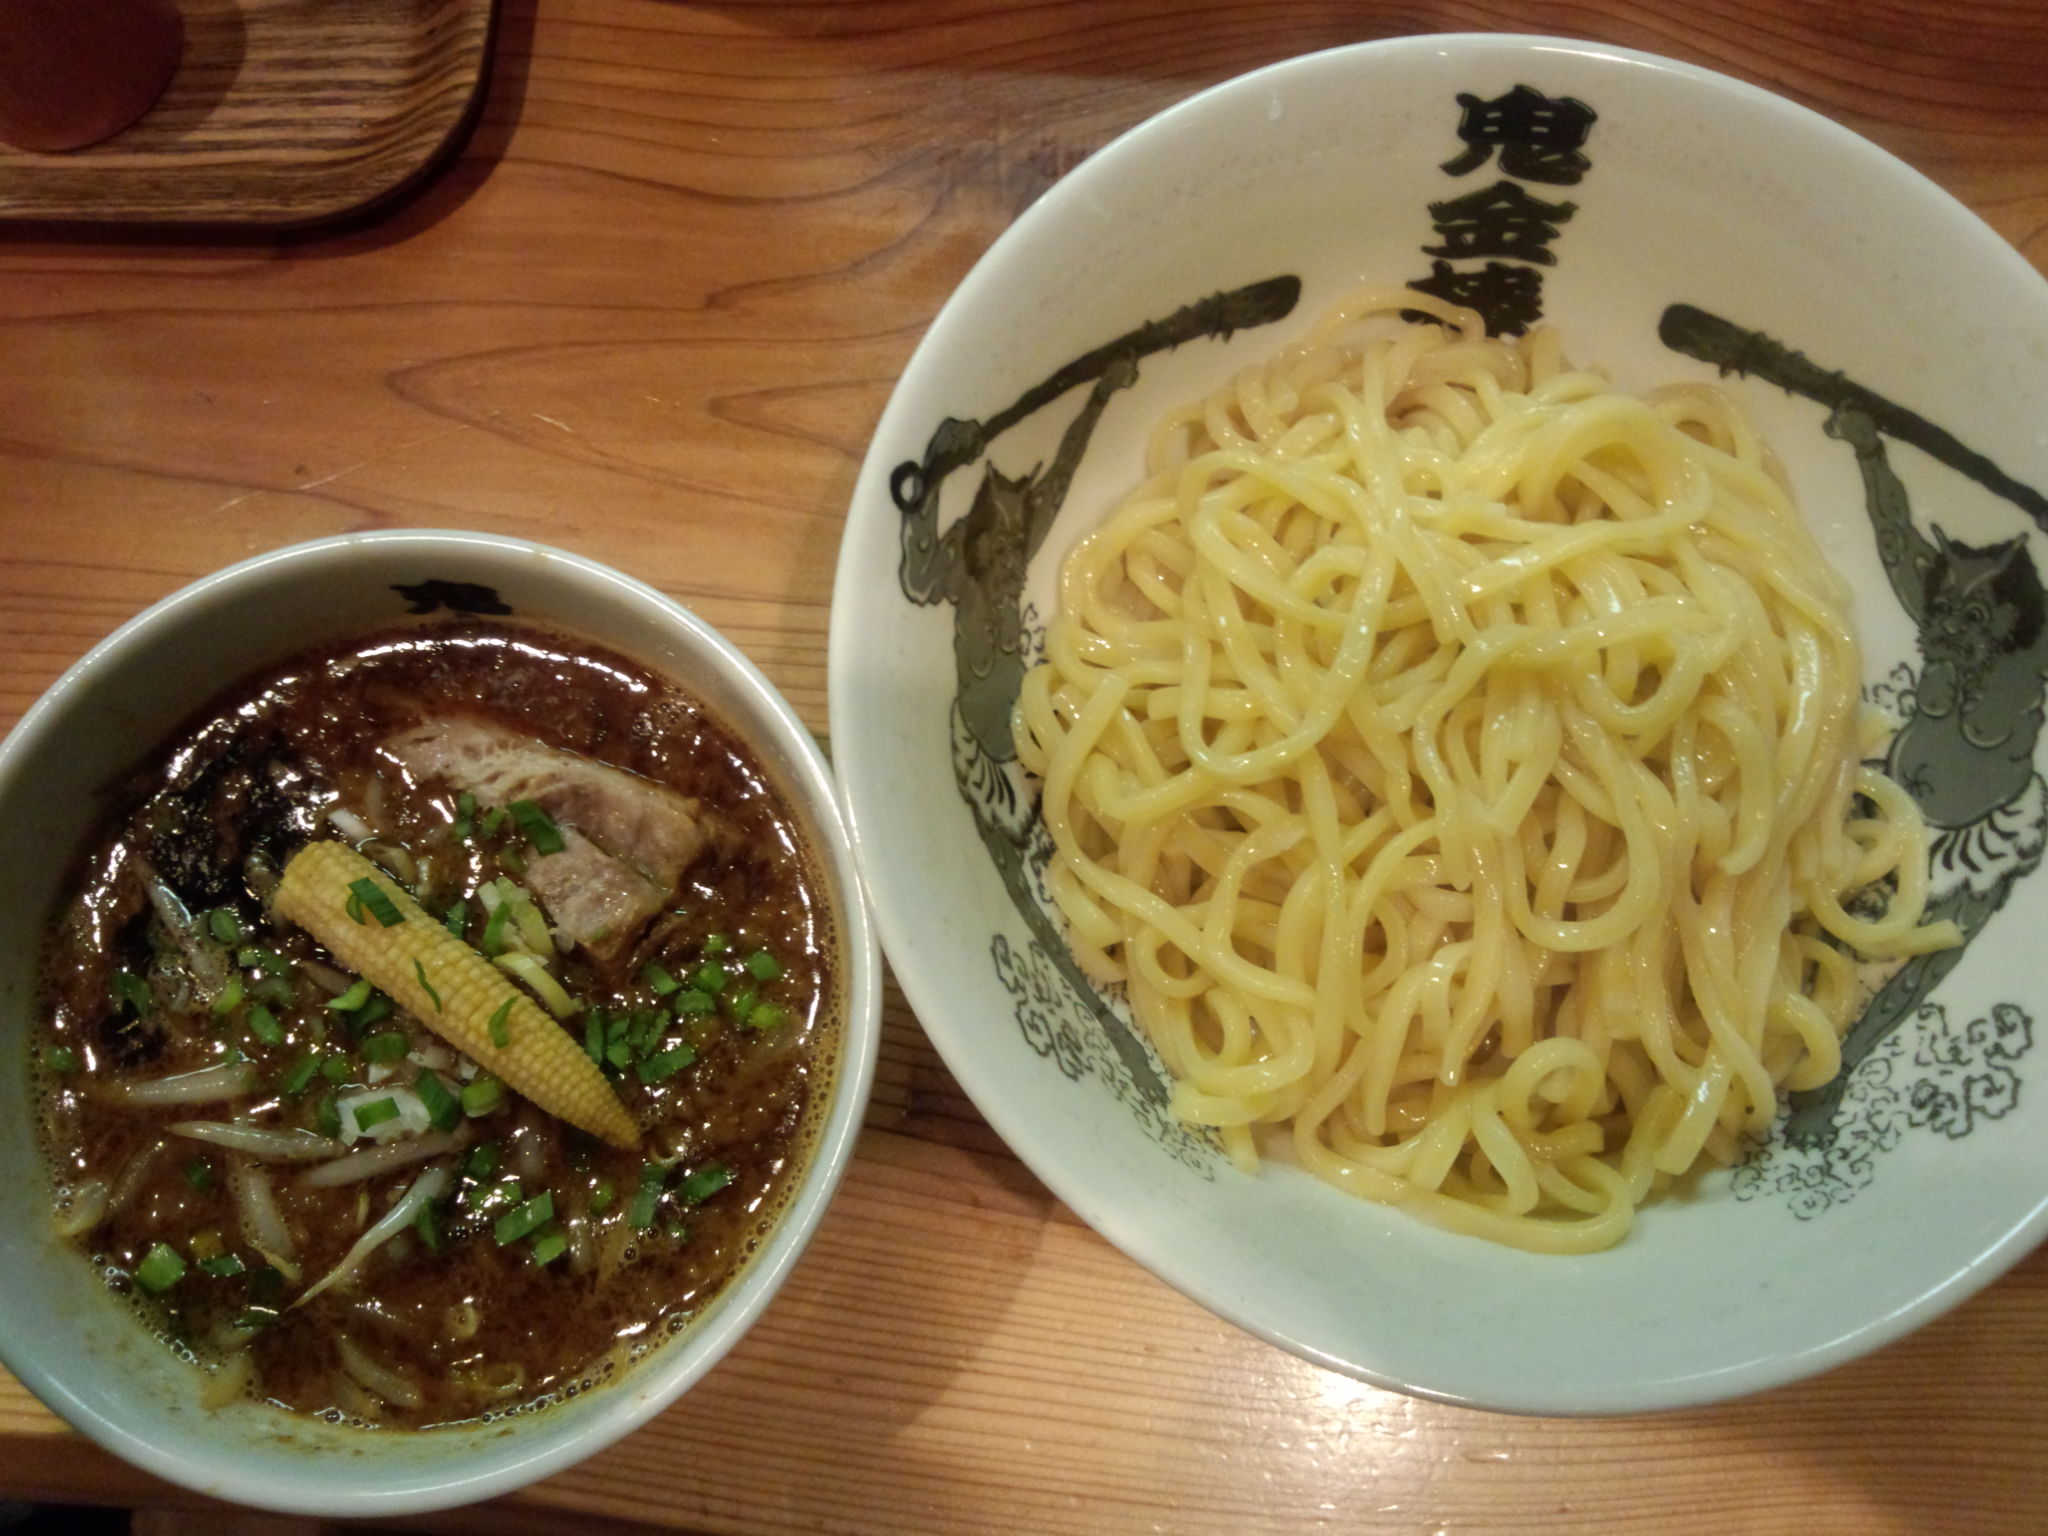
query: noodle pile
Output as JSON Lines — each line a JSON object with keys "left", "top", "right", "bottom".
{"left": 1014, "top": 287, "right": 1955, "bottom": 1252}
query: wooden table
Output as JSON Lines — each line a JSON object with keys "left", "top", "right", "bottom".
{"left": 4, "top": 3, "right": 2047, "bottom": 1532}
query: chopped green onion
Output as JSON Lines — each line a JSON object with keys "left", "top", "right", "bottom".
{"left": 630, "top": 1009, "right": 667, "bottom": 1055}
{"left": 583, "top": 1009, "right": 605, "bottom": 1065}
{"left": 464, "top": 1141, "right": 502, "bottom": 1182}
{"left": 183, "top": 1157, "right": 215, "bottom": 1192}
{"left": 641, "top": 961, "right": 681, "bottom": 996}
{"left": 486, "top": 996, "right": 513, "bottom": 1049}
{"left": 472, "top": 1177, "right": 523, "bottom": 1215}
{"left": 508, "top": 800, "right": 566, "bottom": 856}
{"left": 481, "top": 805, "right": 509, "bottom": 840}
{"left": 198, "top": 1252, "right": 246, "bottom": 1278}
{"left": 413, "top": 1200, "right": 444, "bottom": 1254}
{"left": 281, "top": 1054, "right": 321, "bottom": 1096}
{"left": 680, "top": 1163, "right": 733, "bottom": 1205}
{"left": 40, "top": 1045, "right": 78, "bottom": 1075}
{"left": 353, "top": 993, "right": 393, "bottom": 1029}
{"left": 701, "top": 934, "right": 730, "bottom": 957}
{"left": 746, "top": 1002, "right": 788, "bottom": 1031}
{"left": 329, "top": 978, "right": 374, "bottom": 1012}
{"left": 481, "top": 900, "right": 512, "bottom": 957}
{"left": 493, "top": 1190, "right": 555, "bottom": 1246}
{"left": 237, "top": 947, "right": 291, "bottom": 978}
{"left": 692, "top": 962, "right": 730, "bottom": 995}
{"left": 353, "top": 1096, "right": 401, "bottom": 1132}
{"left": 416, "top": 1071, "right": 461, "bottom": 1133}
{"left": 443, "top": 898, "right": 468, "bottom": 939}
{"left": 724, "top": 980, "right": 759, "bottom": 1022}
{"left": 589, "top": 1176, "right": 616, "bottom": 1215}
{"left": 111, "top": 970, "right": 152, "bottom": 1017}
{"left": 346, "top": 879, "right": 404, "bottom": 928}
{"left": 320, "top": 1054, "right": 352, "bottom": 1084}
{"left": 362, "top": 1030, "right": 409, "bottom": 1065}
{"left": 462, "top": 1076, "right": 505, "bottom": 1118}
{"left": 454, "top": 790, "right": 477, "bottom": 842}
{"left": 635, "top": 1045, "right": 697, "bottom": 1084}
{"left": 626, "top": 1180, "right": 661, "bottom": 1230}
{"left": 206, "top": 908, "right": 242, "bottom": 945}
{"left": 314, "top": 1092, "right": 342, "bottom": 1138}
{"left": 499, "top": 849, "right": 528, "bottom": 878}
{"left": 744, "top": 949, "right": 782, "bottom": 981}
{"left": 135, "top": 1243, "right": 186, "bottom": 1294}
{"left": 251, "top": 975, "right": 296, "bottom": 1010}
{"left": 606, "top": 1039, "right": 632, "bottom": 1070}
{"left": 210, "top": 974, "right": 246, "bottom": 1019}
{"left": 530, "top": 1227, "right": 568, "bottom": 1266}
{"left": 672, "top": 989, "right": 715, "bottom": 1017}
{"left": 247, "top": 1004, "right": 284, "bottom": 1046}
{"left": 497, "top": 879, "right": 554, "bottom": 954}
{"left": 493, "top": 951, "right": 575, "bottom": 1018}
{"left": 413, "top": 958, "right": 443, "bottom": 1012}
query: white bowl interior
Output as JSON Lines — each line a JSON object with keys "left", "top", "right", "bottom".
{"left": 0, "top": 530, "right": 878, "bottom": 1512}
{"left": 831, "top": 34, "right": 2048, "bottom": 1412}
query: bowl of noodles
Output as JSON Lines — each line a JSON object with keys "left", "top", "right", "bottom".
{"left": 0, "top": 530, "right": 880, "bottom": 1512}
{"left": 829, "top": 34, "right": 2048, "bottom": 1411}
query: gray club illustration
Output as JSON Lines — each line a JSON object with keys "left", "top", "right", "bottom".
{"left": 894, "top": 276, "right": 1302, "bottom": 1105}
{"left": 1661, "top": 305, "right": 2048, "bottom": 1148}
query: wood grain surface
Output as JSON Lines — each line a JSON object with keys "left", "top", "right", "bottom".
{"left": 3, "top": 2, "right": 2048, "bottom": 1532}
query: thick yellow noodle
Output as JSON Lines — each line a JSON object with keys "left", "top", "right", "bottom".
{"left": 1013, "top": 286, "right": 1957, "bottom": 1254}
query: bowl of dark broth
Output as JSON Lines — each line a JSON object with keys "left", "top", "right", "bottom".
{"left": 0, "top": 530, "right": 879, "bottom": 1513}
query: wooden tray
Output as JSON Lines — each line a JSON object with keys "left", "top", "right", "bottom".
{"left": 0, "top": 0, "right": 496, "bottom": 231}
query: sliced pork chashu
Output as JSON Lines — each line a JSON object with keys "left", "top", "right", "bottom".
{"left": 384, "top": 719, "right": 727, "bottom": 966}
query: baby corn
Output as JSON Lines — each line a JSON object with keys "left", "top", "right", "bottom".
{"left": 273, "top": 840, "right": 640, "bottom": 1149}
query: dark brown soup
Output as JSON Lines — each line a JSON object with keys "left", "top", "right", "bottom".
{"left": 32, "top": 619, "right": 837, "bottom": 1428}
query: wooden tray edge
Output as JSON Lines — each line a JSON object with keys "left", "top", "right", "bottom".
{"left": 0, "top": 0, "right": 502, "bottom": 239}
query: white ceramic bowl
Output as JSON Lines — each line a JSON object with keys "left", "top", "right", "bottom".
{"left": 0, "top": 530, "right": 880, "bottom": 1512}
{"left": 831, "top": 34, "right": 2048, "bottom": 1413}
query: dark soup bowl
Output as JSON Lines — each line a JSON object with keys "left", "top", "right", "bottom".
{"left": 0, "top": 529, "right": 878, "bottom": 1513}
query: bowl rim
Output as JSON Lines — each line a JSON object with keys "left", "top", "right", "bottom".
{"left": 0, "top": 528, "right": 882, "bottom": 1512}
{"left": 828, "top": 31, "right": 2048, "bottom": 1415}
